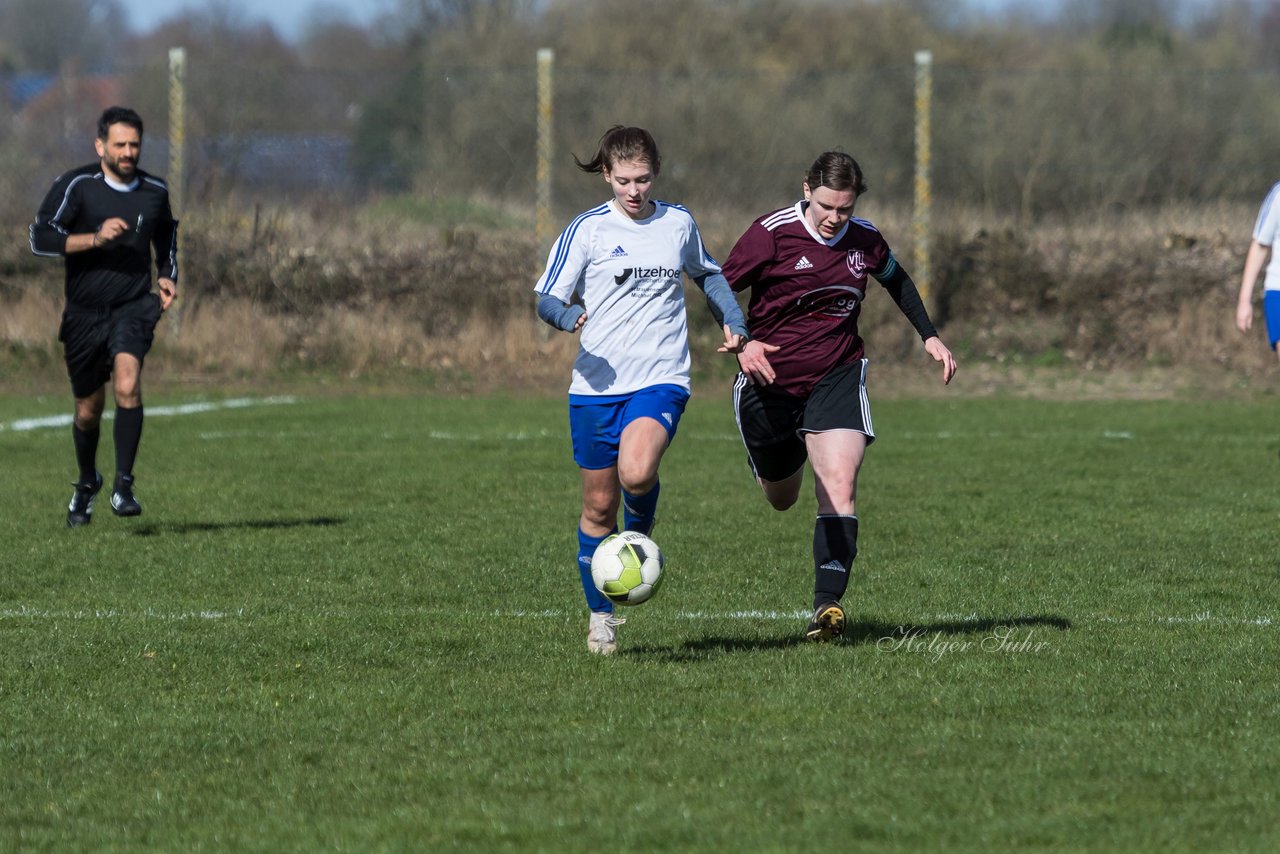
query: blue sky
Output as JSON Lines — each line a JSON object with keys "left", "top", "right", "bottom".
{"left": 126, "top": 0, "right": 392, "bottom": 41}
{"left": 125, "top": 0, "right": 1226, "bottom": 42}
{"left": 126, "top": 0, "right": 1031, "bottom": 40}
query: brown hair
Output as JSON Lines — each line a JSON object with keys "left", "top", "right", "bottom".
{"left": 805, "top": 151, "right": 867, "bottom": 195}
{"left": 574, "top": 126, "right": 662, "bottom": 176}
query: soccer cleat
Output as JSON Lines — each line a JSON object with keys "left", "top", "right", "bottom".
{"left": 67, "top": 472, "right": 103, "bottom": 528}
{"left": 587, "top": 611, "right": 626, "bottom": 655}
{"left": 805, "top": 601, "right": 845, "bottom": 642}
{"left": 110, "top": 473, "right": 142, "bottom": 517}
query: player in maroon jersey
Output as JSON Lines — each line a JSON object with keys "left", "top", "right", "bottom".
{"left": 722, "top": 151, "right": 956, "bottom": 641}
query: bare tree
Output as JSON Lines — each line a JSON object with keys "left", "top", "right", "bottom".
{"left": 0, "top": 0, "right": 128, "bottom": 71}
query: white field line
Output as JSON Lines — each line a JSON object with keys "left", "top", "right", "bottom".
{"left": 301, "top": 429, "right": 1263, "bottom": 445}
{"left": 7, "top": 607, "right": 1266, "bottom": 627}
{"left": 2, "top": 402, "right": 1153, "bottom": 445}
{"left": 0, "top": 396, "right": 298, "bottom": 433}
{"left": 691, "top": 430, "right": 1139, "bottom": 442}
{"left": 0, "top": 606, "right": 244, "bottom": 620}
{"left": 198, "top": 431, "right": 315, "bottom": 440}
{"left": 503, "top": 608, "right": 1273, "bottom": 628}
{"left": 892, "top": 430, "right": 1134, "bottom": 441}
{"left": 424, "top": 429, "right": 560, "bottom": 441}
{"left": 194, "top": 429, "right": 1139, "bottom": 444}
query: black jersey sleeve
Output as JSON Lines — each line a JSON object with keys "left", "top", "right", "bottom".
{"left": 29, "top": 171, "right": 82, "bottom": 256}
{"left": 152, "top": 194, "right": 179, "bottom": 282}
{"left": 873, "top": 252, "right": 939, "bottom": 341}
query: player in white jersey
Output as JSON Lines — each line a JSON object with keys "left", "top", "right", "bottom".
{"left": 535, "top": 126, "right": 747, "bottom": 654}
{"left": 1236, "top": 180, "right": 1280, "bottom": 364}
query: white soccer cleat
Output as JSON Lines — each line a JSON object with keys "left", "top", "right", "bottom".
{"left": 587, "top": 611, "right": 626, "bottom": 655}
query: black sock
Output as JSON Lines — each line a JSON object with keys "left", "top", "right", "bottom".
{"left": 114, "top": 405, "right": 144, "bottom": 479}
{"left": 72, "top": 425, "right": 99, "bottom": 483}
{"left": 813, "top": 514, "right": 858, "bottom": 609}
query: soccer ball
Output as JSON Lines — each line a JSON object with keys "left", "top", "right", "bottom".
{"left": 591, "top": 531, "right": 664, "bottom": 606}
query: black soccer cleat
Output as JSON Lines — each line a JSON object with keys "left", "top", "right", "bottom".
{"left": 67, "top": 471, "right": 103, "bottom": 528}
{"left": 805, "top": 601, "right": 846, "bottom": 642}
{"left": 110, "top": 473, "right": 142, "bottom": 517}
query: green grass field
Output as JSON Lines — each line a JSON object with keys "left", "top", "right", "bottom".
{"left": 2, "top": 391, "right": 1277, "bottom": 850}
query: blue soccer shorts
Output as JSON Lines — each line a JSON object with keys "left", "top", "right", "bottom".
{"left": 568, "top": 384, "right": 690, "bottom": 470}
{"left": 1265, "top": 291, "right": 1280, "bottom": 350}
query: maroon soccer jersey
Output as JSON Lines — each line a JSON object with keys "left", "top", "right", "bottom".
{"left": 722, "top": 202, "right": 894, "bottom": 397}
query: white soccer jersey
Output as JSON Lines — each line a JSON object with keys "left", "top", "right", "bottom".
{"left": 1253, "top": 180, "right": 1280, "bottom": 291}
{"left": 535, "top": 199, "right": 722, "bottom": 396}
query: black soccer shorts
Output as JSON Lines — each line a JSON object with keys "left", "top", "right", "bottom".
{"left": 732, "top": 358, "right": 876, "bottom": 482}
{"left": 60, "top": 293, "right": 163, "bottom": 398}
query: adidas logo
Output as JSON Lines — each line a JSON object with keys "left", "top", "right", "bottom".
{"left": 662, "top": 412, "right": 674, "bottom": 425}
{"left": 794, "top": 256, "right": 814, "bottom": 270}
{"left": 819, "top": 560, "right": 848, "bottom": 574}
{"left": 610, "top": 245, "right": 628, "bottom": 258}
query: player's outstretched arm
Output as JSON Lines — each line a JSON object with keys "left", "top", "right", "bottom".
{"left": 924, "top": 336, "right": 957, "bottom": 385}
{"left": 693, "top": 272, "right": 748, "bottom": 348}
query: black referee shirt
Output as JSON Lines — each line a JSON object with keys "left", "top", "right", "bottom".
{"left": 30, "top": 164, "right": 179, "bottom": 309}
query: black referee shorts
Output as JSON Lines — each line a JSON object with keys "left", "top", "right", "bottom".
{"left": 732, "top": 359, "right": 875, "bottom": 483}
{"left": 60, "top": 293, "right": 163, "bottom": 398}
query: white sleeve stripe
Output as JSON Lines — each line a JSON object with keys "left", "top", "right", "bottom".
{"left": 164, "top": 221, "right": 179, "bottom": 280}
{"left": 858, "top": 358, "right": 874, "bottom": 437}
{"left": 48, "top": 174, "right": 94, "bottom": 231}
{"left": 761, "top": 206, "right": 800, "bottom": 231}
{"left": 28, "top": 223, "right": 61, "bottom": 256}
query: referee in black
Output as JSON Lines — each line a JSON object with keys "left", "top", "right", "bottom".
{"left": 30, "top": 106, "right": 178, "bottom": 527}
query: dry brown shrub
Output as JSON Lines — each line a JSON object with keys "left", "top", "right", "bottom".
{"left": 918, "top": 201, "right": 1272, "bottom": 379}
{"left": 159, "top": 298, "right": 291, "bottom": 375}
{"left": 439, "top": 313, "right": 579, "bottom": 390}
{"left": 3, "top": 199, "right": 1276, "bottom": 397}
{"left": 295, "top": 304, "right": 433, "bottom": 375}
{"left": 0, "top": 283, "right": 60, "bottom": 347}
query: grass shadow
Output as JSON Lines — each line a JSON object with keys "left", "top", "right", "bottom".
{"left": 625, "top": 613, "right": 1072, "bottom": 661}
{"left": 128, "top": 516, "right": 346, "bottom": 537}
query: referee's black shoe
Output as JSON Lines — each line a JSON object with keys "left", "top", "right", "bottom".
{"left": 110, "top": 474, "right": 142, "bottom": 517}
{"left": 67, "top": 471, "right": 103, "bottom": 528}
{"left": 805, "top": 601, "right": 845, "bottom": 642}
